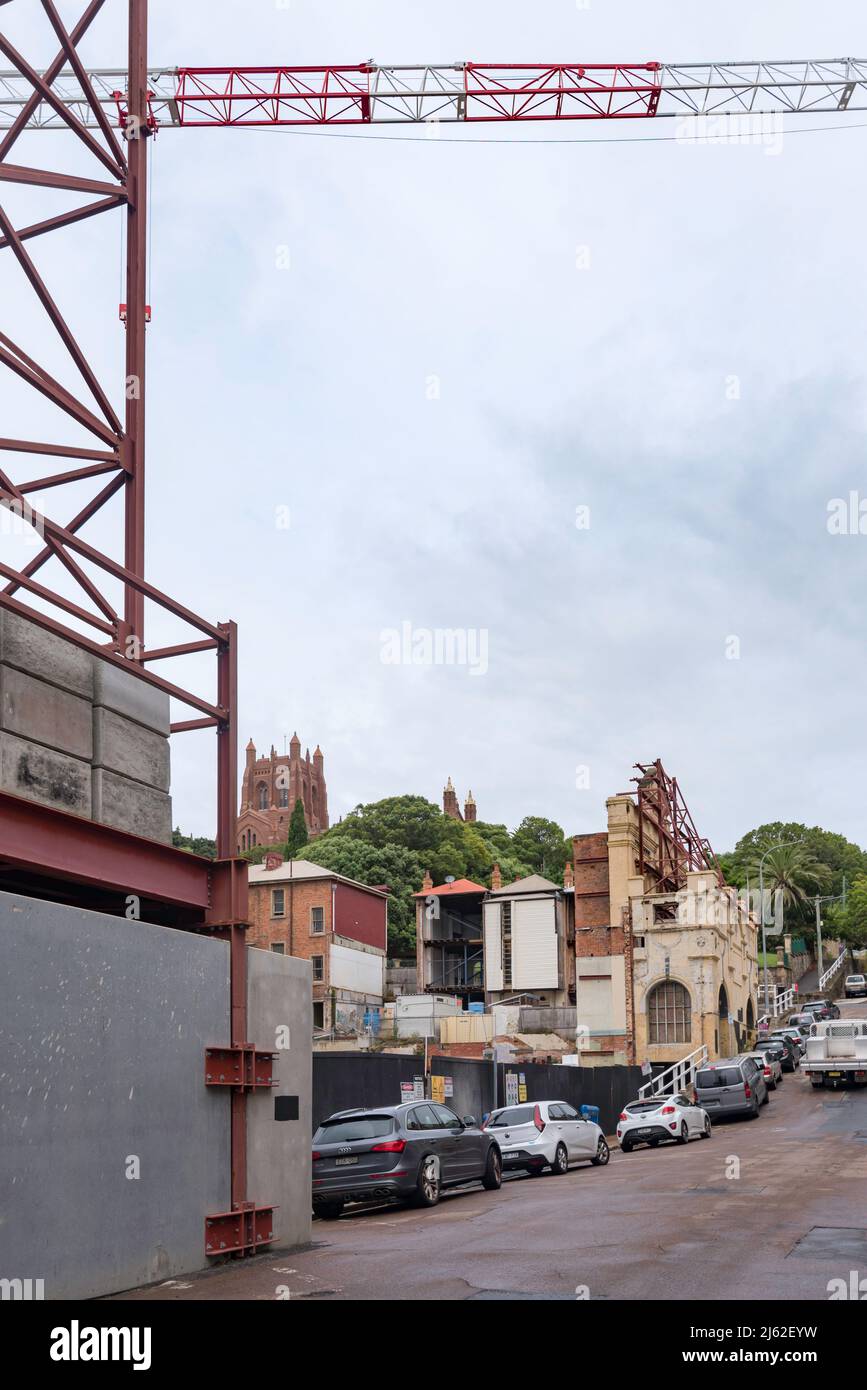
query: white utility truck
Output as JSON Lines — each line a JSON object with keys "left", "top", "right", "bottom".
{"left": 803, "top": 1018, "right": 867, "bottom": 1089}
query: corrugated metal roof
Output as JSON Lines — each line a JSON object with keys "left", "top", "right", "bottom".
{"left": 412, "top": 878, "right": 488, "bottom": 898}
{"left": 248, "top": 858, "right": 388, "bottom": 897}
{"left": 490, "top": 872, "right": 560, "bottom": 896}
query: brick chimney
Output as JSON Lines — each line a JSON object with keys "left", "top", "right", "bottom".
{"left": 491, "top": 863, "right": 502, "bottom": 891}
{"left": 422, "top": 868, "right": 433, "bottom": 892}
{"left": 564, "top": 862, "right": 574, "bottom": 889}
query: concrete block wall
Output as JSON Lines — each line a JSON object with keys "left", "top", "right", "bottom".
{"left": 0, "top": 890, "right": 314, "bottom": 1297}
{"left": 0, "top": 889, "right": 232, "bottom": 1299}
{"left": 246, "top": 949, "right": 313, "bottom": 1251}
{"left": 0, "top": 610, "right": 172, "bottom": 843}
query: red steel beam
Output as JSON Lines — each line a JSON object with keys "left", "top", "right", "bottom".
{"left": 0, "top": 788, "right": 212, "bottom": 910}
{"left": 123, "top": 0, "right": 149, "bottom": 646}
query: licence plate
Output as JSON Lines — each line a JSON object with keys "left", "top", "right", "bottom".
{"left": 634, "top": 1127, "right": 653, "bottom": 1136}
{"left": 828, "top": 1071, "right": 842, "bottom": 1078}
{"left": 503, "top": 1151, "right": 520, "bottom": 1159}
{"left": 335, "top": 1156, "right": 358, "bottom": 1166}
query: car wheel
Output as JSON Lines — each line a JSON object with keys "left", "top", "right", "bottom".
{"left": 412, "top": 1154, "right": 441, "bottom": 1208}
{"left": 550, "top": 1142, "right": 569, "bottom": 1175}
{"left": 591, "top": 1137, "right": 610, "bottom": 1166}
{"left": 315, "top": 1200, "right": 344, "bottom": 1221}
{"left": 700, "top": 1116, "right": 712, "bottom": 1139}
{"left": 676, "top": 1122, "right": 689, "bottom": 1145}
{"left": 481, "top": 1145, "right": 502, "bottom": 1191}
{"left": 749, "top": 1101, "right": 760, "bottom": 1118}
{"left": 620, "top": 1139, "right": 632, "bottom": 1153}
{"left": 762, "top": 1090, "right": 770, "bottom": 1106}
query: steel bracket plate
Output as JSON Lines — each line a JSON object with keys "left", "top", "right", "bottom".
{"left": 205, "top": 1203, "right": 277, "bottom": 1258}
{"left": 205, "top": 1044, "right": 276, "bottom": 1089}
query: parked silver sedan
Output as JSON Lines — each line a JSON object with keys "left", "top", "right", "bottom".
{"left": 746, "top": 1047, "right": 783, "bottom": 1091}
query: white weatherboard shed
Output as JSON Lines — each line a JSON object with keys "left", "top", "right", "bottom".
{"left": 484, "top": 874, "right": 562, "bottom": 995}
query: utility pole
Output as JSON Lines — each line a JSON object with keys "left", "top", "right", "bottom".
{"left": 813, "top": 878, "right": 847, "bottom": 986}
{"left": 758, "top": 838, "right": 804, "bottom": 1015}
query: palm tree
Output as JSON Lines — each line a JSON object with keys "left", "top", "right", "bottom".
{"left": 747, "top": 841, "right": 830, "bottom": 915}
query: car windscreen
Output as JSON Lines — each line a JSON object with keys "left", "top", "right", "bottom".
{"left": 488, "top": 1106, "right": 535, "bottom": 1127}
{"left": 314, "top": 1115, "right": 394, "bottom": 1144}
{"left": 696, "top": 1068, "right": 742, "bottom": 1089}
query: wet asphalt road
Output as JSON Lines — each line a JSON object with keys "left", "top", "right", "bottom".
{"left": 114, "top": 1003, "right": 867, "bottom": 1302}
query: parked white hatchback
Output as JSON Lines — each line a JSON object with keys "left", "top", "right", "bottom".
{"left": 484, "top": 1100, "right": 609, "bottom": 1175}
{"left": 617, "top": 1092, "right": 711, "bottom": 1152}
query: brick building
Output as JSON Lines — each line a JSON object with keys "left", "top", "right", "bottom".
{"left": 236, "top": 732, "right": 328, "bottom": 852}
{"left": 442, "top": 777, "right": 476, "bottom": 822}
{"left": 573, "top": 784, "right": 758, "bottom": 1067}
{"left": 247, "top": 855, "right": 387, "bottom": 1034}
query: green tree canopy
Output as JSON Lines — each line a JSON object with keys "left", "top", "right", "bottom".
{"left": 720, "top": 821, "right": 865, "bottom": 935}
{"left": 827, "top": 875, "right": 867, "bottom": 951}
{"left": 172, "top": 828, "right": 216, "bottom": 859}
{"left": 511, "top": 815, "right": 571, "bottom": 881}
{"left": 294, "top": 795, "right": 545, "bottom": 957}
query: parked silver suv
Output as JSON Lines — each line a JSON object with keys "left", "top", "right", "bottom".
{"left": 694, "top": 1054, "right": 768, "bottom": 1120}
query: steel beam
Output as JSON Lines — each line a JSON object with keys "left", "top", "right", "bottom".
{"left": 0, "top": 788, "right": 212, "bottom": 909}
{"left": 2, "top": 57, "right": 867, "bottom": 128}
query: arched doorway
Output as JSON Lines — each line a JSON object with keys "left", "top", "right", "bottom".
{"left": 718, "top": 985, "right": 732, "bottom": 1057}
{"left": 745, "top": 997, "right": 756, "bottom": 1048}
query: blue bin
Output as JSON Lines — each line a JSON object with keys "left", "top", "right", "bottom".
{"left": 580, "top": 1104, "right": 600, "bottom": 1125}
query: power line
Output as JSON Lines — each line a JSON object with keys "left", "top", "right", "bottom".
{"left": 223, "top": 118, "right": 867, "bottom": 147}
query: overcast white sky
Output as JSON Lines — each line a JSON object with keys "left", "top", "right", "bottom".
{"left": 2, "top": 1, "right": 867, "bottom": 853}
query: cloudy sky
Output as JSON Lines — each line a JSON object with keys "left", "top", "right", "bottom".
{"left": 2, "top": 1, "right": 867, "bottom": 854}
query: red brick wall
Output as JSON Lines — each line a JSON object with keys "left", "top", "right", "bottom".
{"left": 573, "top": 831, "right": 628, "bottom": 958}
{"left": 247, "top": 879, "right": 332, "bottom": 1010}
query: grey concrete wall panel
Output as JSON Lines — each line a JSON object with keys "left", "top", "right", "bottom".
{"left": 93, "top": 659, "right": 171, "bottom": 736}
{"left": 0, "top": 665, "right": 93, "bottom": 760}
{"left": 91, "top": 768, "right": 172, "bottom": 844}
{"left": 246, "top": 949, "right": 312, "bottom": 1252}
{"left": 0, "top": 730, "right": 91, "bottom": 816}
{"left": 92, "top": 707, "right": 170, "bottom": 791}
{"left": 0, "top": 890, "right": 230, "bottom": 1299}
{"left": 0, "top": 608, "right": 93, "bottom": 698}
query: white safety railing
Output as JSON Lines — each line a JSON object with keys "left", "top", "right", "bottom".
{"left": 819, "top": 951, "right": 848, "bottom": 993}
{"left": 638, "top": 1044, "right": 708, "bottom": 1099}
{"left": 759, "top": 984, "right": 797, "bottom": 1017}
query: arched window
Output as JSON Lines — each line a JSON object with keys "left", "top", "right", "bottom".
{"left": 257, "top": 783, "right": 268, "bottom": 811}
{"left": 278, "top": 787, "right": 288, "bottom": 808}
{"left": 647, "top": 980, "right": 691, "bottom": 1044}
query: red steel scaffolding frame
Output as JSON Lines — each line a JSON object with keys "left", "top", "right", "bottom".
{"left": 0, "top": 0, "right": 270, "bottom": 1257}
{"left": 630, "top": 759, "right": 724, "bottom": 893}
